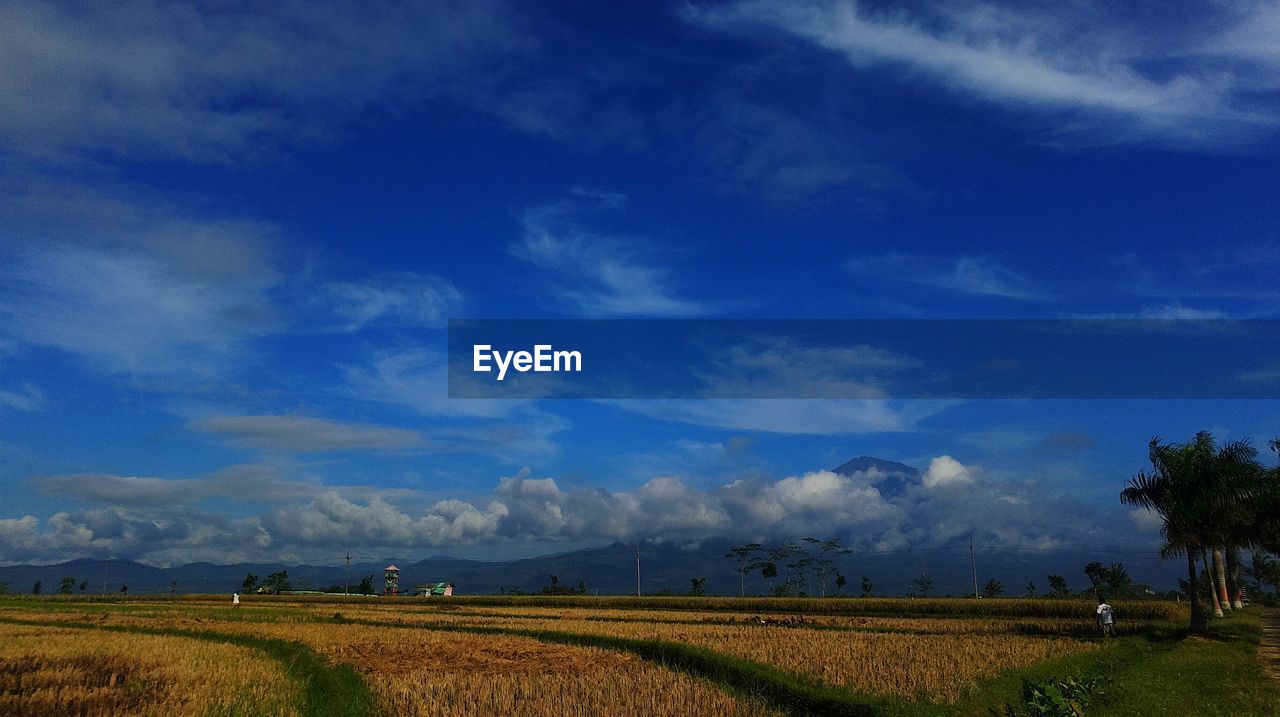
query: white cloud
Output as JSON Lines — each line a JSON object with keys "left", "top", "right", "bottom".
{"left": 342, "top": 348, "right": 517, "bottom": 419}
{"left": 1128, "top": 508, "right": 1164, "bottom": 533}
{"left": 846, "top": 253, "right": 1044, "bottom": 300}
{"left": 922, "top": 455, "right": 977, "bottom": 489}
{"left": 11, "top": 453, "right": 1134, "bottom": 562}
{"left": 0, "top": 242, "right": 278, "bottom": 377}
{"left": 687, "top": 0, "right": 1280, "bottom": 147}
{"left": 512, "top": 191, "right": 707, "bottom": 317}
{"left": 608, "top": 398, "right": 955, "bottom": 435}
{"left": 323, "top": 273, "right": 463, "bottom": 331}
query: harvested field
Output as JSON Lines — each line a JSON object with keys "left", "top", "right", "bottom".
{"left": 0, "top": 624, "right": 298, "bottom": 717}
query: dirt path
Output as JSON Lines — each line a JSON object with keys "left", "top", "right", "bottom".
{"left": 1262, "top": 609, "right": 1280, "bottom": 683}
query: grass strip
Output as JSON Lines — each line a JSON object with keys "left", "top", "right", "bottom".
{"left": 0, "top": 615, "right": 378, "bottom": 717}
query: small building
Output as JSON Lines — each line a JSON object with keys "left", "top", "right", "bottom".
{"left": 412, "top": 582, "right": 455, "bottom": 597}
{"left": 384, "top": 564, "right": 400, "bottom": 596}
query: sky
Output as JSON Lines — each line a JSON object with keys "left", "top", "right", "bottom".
{"left": 0, "top": 0, "right": 1278, "bottom": 567}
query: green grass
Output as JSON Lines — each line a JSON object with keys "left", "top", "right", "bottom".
{"left": 1091, "top": 611, "right": 1280, "bottom": 717}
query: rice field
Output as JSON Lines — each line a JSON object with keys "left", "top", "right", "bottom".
{"left": 0, "top": 624, "right": 298, "bottom": 717}
{"left": 0, "top": 595, "right": 1187, "bottom": 715}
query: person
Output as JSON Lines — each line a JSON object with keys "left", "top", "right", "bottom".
{"left": 233, "top": 592, "right": 240, "bottom": 608}
{"left": 1096, "top": 597, "right": 1115, "bottom": 637}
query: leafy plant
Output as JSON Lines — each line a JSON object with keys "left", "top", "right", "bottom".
{"left": 1005, "top": 675, "right": 1104, "bottom": 716}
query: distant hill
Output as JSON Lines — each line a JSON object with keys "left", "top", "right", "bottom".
{"left": 0, "top": 543, "right": 1183, "bottom": 598}
{"left": 0, "top": 456, "right": 1183, "bottom": 597}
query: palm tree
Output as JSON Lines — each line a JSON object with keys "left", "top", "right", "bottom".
{"left": 1121, "top": 432, "right": 1258, "bottom": 632}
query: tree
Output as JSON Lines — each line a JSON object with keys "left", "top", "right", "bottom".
{"left": 120, "top": 585, "right": 128, "bottom": 595}
{"left": 357, "top": 575, "right": 375, "bottom": 595}
{"left": 169, "top": 580, "right": 178, "bottom": 595}
{"left": 689, "top": 577, "right": 707, "bottom": 597}
{"left": 59, "top": 576, "right": 76, "bottom": 595}
{"left": 1025, "top": 581, "right": 1037, "bottom": 598}
{"left": 835, "top": 572, "right": 847, "bottom": 595}
{"left": 262, "top": 571, "right": 291, "bottom": 594}
{"left": 860, "top": 575, "right": 874, "bottom": 598}
{"left": 1122, "top": 432, "right": 1263, "bottom": 632}
{"left": 802, "top": 537, "right": 852, "bottom": 597}
{"left": 983, "top": 578, "right": 1004, "bottom": 598}
{"left": 242, "top": 573, "right": 259, "bottom": 591}
{"left": 1047, "top": 574, "right": 1070, "bottom": 599}
{"left": 1084, "top": 561, "right": 1106, "bottom": 597}
{"left": 724, "top": 543, "right": 763, "bottom": 597}
{"left": 1104, "top": 563, "right": 1132, "bottom": 595}
{"left": 0, "top": 582, "right": 8, "bottom": 595}
{"left": 79, "top": 580, "right": 88, "bottom": 593}
{"left": 31, "top": 580, "right": 41, "bottom": 595}
{"left": 911, "top": 570, "right": 933, "bottom": 598}
{"left": 760, "top": 561, "right": 778, "bottom": 591}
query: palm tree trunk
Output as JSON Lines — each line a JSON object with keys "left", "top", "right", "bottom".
{"left": 1212, "top": 549, "right": 1231, "bottom": 612}
{"left": 1203, "top": 552, "right": 1224, "bottom": 617}
{"left": 1187, "top": 550, "right": 1207, "bottom": 632}
{"left": 1226, "top": 549, "right": 1244, "bottom": 609}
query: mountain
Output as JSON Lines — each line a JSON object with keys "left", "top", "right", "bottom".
{"left": 0, "top": 544, "right": 1184, "bottom": 598}
{"left": 0, "top": 457, "right": 1182, "bottom": 596}
{"left": 832, "top": 455, "right": 921, "bottom": 498}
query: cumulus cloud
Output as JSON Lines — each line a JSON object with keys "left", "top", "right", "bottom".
{"left": 190, "top": 415, "right": 425, "bottom": 453}
{"left": 5, "top": 452, "right": 1137, "bottom": 564}
{"left": 921, "top": 455, "right": 977, "bottom": 489}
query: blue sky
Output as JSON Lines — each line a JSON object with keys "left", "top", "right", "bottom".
{"left": 0, "top": 0, "right": 1278, "bottom": 566}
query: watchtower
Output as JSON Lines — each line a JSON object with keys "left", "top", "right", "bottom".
{"left": 384, "top": 564, "right": 400, "bottom": 596}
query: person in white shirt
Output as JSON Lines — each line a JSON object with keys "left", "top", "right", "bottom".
{"left": 1096, "top": 597, "right": 1115, "bottom": 636}
{"left": 233, "top": 592, "right": 240, "bottom": 608}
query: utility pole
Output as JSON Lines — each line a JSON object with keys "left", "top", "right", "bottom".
{"left": 970, "top": 540, "right": 979, "bottom": 599}
{"left": 344, "top": 551, "right": 352, "bottom": 596}
{"left": 102, "top": 558, "right": 109, "bottom": 597}
{"left": 635, "top": 542, "right": 641, "bottom": 597}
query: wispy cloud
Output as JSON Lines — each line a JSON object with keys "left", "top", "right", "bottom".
{"left": 686, "top": 0, "right": 1280, "bottom": 148}
{"left": 606, "top": 398, "right": 955, "bottom": 435}
{"left": 0, "top": 241, "right": 278, "bottom": 377}
{"left": 0, "top": 0, "right": 527, "bottom": 163}
{"left": 846, "top": 253, "right": 1045, "bottom": 300}
{"left": 322, "top": 273, "right": 463, "bottom": 331}
{"left": 190, "top": 415, "right": 425, "bottom": 453}
{"left": 512, "top": 189, "right": 708, "bottom": 317}
{"left": 0, "top": 383, "right": 45, "bottom": 412}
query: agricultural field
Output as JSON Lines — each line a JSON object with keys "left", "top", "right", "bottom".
{"left": 0, "top": 595, "right": 1276, "bottom": 716}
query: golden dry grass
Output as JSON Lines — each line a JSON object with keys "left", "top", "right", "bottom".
{"left": 304, "top": 608, "right": 1098, "bottom": 702}
{"left": 0, "top": 624, "right": 299, "bottom": 717}
{"left": 2, "top": 613, "right": 778, "bottom": 716}
{"left": 0, "top": 599, "right": 1103, "bottom": 705}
